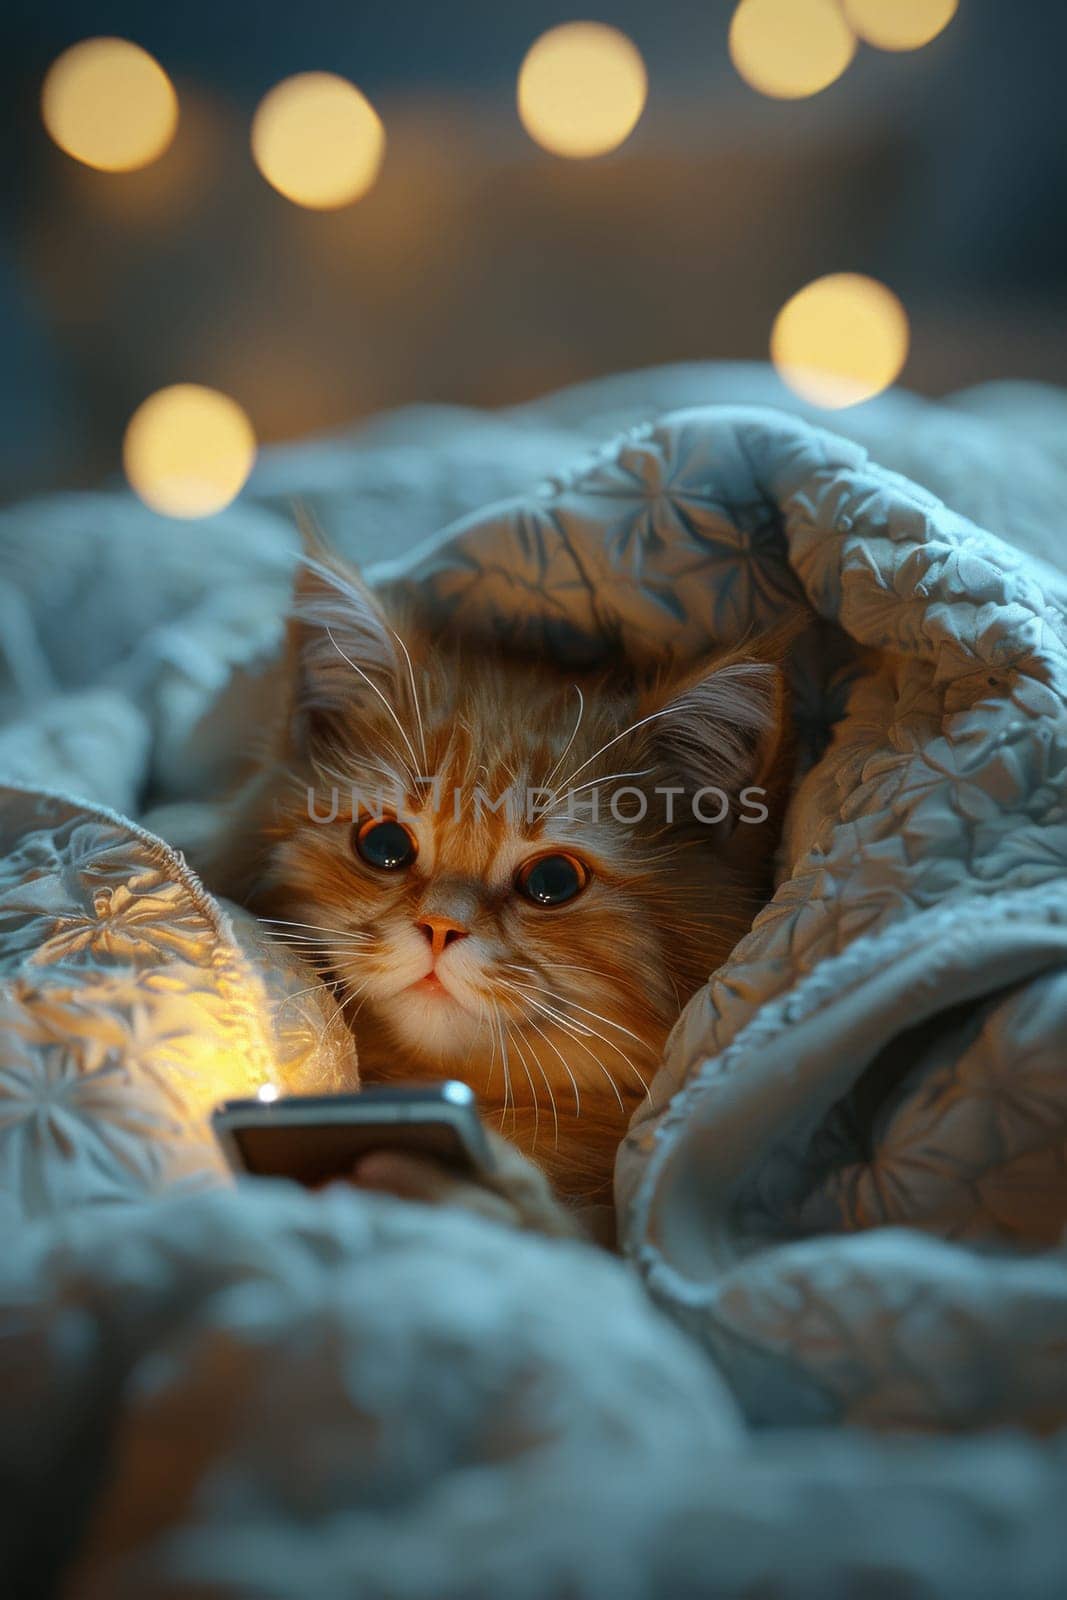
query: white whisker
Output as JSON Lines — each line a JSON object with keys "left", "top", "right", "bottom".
{"left": 326, "top": 625, "right": 422, "bottom": 781}
{"left": 482, "top": 998, "right": 499, "bottom": 1100}
{"left": 497, "top": 979, "right": 595, "bottom": 1040}
{"left": 275, "top": 979, "right": 338, "bottom": 1010}
{"left": 540, "top": 766, "right": 655, "bottom": 818}
{"left": 561, "top": 1028, "right": 629, "bottom": 1113}
{"left": 557, "top": 702, "right": 701, "bottom": 793}
{"left": 501, "top": 982, "right": 628, "bottom": 1115}
{"left": 498, "top": 1013, "right": 514, "bottom": 1125}
{"left": 369, "top": 735, "right": 419, "bottom": 796}
{"left": 498, "top": 976, "right": 651, "bottom": 1105}
{"left": 319, "top": 754, "right": 408, "bottom": 802}
{"left": 506, "top": 1022, "right": 541, "bottom": 1145}
{"left": 541, "top": 683, "right": 584, "bottom": 791}
{"left": 533, "top": 960, "right": 630, "bottom": 987}
{"left": 502, "top": 976, "right": 645, "bottom": 1045}
{"left": 522, "top": 1012, "right": 580, "bottom": 1121}
{"left": 391, "top": 628, "right": 429, "bottom": 770}
{"left": 516, "top": 1025, "right": 560, "bottom": 1149}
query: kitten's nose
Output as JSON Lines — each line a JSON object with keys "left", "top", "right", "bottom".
{"left": 416, "top": 915, "right": 470, "bottom": 958}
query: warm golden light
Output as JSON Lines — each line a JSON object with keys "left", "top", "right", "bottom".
{"left": 517, "top": 23, "right": 647, "bottom": 158}
{"left": 123, "top": 385, "right": 257, "bottom": 518}
{"left": 842, "top": 0, "right": 958, "bottom": 51}
{"left": 771, "top": 273, "right": 910, "bottom": 408}
{"left": 41, "top": 37, "right": 178, "bottom": 172}
{"left": 728, "top": 0, "right": 856, "bottom": 99}
{"left": 251, "top": 72, "right": 385, "bottom": 209}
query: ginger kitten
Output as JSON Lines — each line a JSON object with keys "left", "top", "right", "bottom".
{"left": 206, "top": 554, "right": 793, "bottom": 1209}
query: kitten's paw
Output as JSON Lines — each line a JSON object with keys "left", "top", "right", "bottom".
{"left": 350, "top": 1131, "right": 585, "bottom": 1240}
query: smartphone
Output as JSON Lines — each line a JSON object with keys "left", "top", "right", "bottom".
{"left": 212, "top": 1082, "right": 494, "bottom": 1188}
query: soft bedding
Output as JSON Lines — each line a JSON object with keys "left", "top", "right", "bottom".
{"left": 3, "top": 364, "right": 1067, "bottom": 1594}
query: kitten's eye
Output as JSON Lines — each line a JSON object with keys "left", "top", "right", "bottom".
{"left": 354, "top": 817, "right": 417, "bottom": 871}
{"left": 516, "top": 852, "right": 589, "bottom": 908}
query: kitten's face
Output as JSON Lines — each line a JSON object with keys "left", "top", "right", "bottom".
{"left": 270, "top": 669, "right": 690, "bottom": 1081}
{"left": 255, "top": 559, "right": 787, "bottom": 1199}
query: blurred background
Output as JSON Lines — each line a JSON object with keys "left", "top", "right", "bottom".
{"left": 1, "top": 0, "right": 1065, "bottom": 510}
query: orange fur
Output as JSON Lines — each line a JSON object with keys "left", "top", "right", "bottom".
{"left": 205, "top": 555, "right": 797, "bottom": 1203}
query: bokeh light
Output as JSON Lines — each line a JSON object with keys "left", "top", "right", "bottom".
{"left": 728, "top": 0, "right": 856, "bottom": 100}
{"left": 123, "top": 385, "right": 257, "bottom": 518}
{"left": 842, "top": 0, "right": 958, "bottom": 52}
{"left": 251, "top": 72, "right": 385, "bottom": 209}
{"left": 770, "top": 273, "right": 910, "bottom": 407}
{"left": 517, "top": 23, "right": 647, "bottom": 158}
{"left": 41, "top": 37, "right": 178, "bottom": 172}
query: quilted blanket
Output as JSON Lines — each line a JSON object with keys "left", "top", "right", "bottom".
{"left": 3, "top": 365, "right": 1067, "bottom": 1594}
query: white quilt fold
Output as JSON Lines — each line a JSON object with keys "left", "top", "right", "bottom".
{"left": 4, "top": 370, "right": 1067, "bottom": 1593}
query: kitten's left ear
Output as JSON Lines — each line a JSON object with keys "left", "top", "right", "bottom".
{"left": 636, "top": 652, "right": 787, "bottom": 819}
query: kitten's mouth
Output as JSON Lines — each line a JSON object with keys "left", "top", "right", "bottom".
{"left": 408, "top": 969, "right": 473, "bottom": 1010}
{"left": 412, "top": 972, "right": 449, "bottom": 996}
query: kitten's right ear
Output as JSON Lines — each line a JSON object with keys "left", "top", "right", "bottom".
{"left": 286, "top": 551, "right": 401, "bottom": 747}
